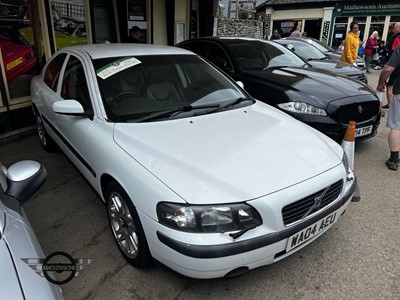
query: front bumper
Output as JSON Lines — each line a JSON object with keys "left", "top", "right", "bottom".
{"left": 292, "top": 111, "right": 380, "bottom": 143}
{"left": 141, "top": 170, "right": 357, "bottom": 279}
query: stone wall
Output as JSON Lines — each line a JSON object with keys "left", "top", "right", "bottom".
{"left": 216, "top": 18, "right": 264, "bottom": 38}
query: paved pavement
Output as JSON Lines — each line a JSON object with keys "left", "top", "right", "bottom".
{"left": 1, "top": 69, "right": 399, "bottom": 300}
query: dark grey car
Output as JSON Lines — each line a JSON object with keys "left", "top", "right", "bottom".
{"left": 274, "top": 38, "right": 368, "bottom": 84}
{"left": 279, "top": 37, "right": 367, "bottom": 70}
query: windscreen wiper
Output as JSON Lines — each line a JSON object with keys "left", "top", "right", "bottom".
{"left": 202, "top": 97, "right": 253, "bottom": 115}
{"left": 132, "top": 104, "right": 220, "bottom": 122}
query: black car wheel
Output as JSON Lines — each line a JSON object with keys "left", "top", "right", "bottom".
{"left": 106, "top": 181, "right": 152, "bottom": 267}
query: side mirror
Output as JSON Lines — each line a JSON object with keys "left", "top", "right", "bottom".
{"left": 53, "top": 100, "right": 93, "bottom": 119}
{"left": 5, "top": 161, "right": 47, "bottom": 205}
{"left": 53, "top": 99, "right": 84, "bottom": 115}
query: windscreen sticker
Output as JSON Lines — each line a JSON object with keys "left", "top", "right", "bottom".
{"left": 96, "top": 57, "right": 142, "bottom": 80}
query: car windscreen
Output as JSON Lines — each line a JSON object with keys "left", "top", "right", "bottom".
{"left": 307, "top": 39, "right": 334, "bottom": 53}
{"left": 93, "top": 54, "right": 248, "bottom": 122}
{"left": 283, "top": 42, "right": 326, "bottom": 60}
{"left": 226, "top": 41, "right": 306, "bottom": 70}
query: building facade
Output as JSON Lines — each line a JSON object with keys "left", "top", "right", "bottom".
{"left": 256, "top": 0, "right": 400, "bottom": 47}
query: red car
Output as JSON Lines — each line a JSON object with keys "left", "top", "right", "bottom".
{"left": 0, "top": 33, "right": 37, "bottom": 83}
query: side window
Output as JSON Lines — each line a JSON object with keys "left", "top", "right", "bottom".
{"left": 43, "top": 53, "right": 67, "bottom": 91}
{"left": 207, "top": 44, "right": 233, "bottom": 71}
{"left": 61, "top": 56, "right": 92, "bottom": 113}
{"left": 181, "top": 42, "right": 210, "bottom": 59}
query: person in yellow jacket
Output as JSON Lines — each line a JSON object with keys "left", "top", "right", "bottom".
{"left": 340, "top": 22, "right": 361, "bottom": 65}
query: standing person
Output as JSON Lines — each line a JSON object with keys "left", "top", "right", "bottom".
{"left": 383, "top": 22, "right": 400, "bottom": 109}
{"left": 340, "top": 21, "right": 360, "bottom": 65}
{"left": 126, "top": 25, "right": 141, "bottom": 43}
{"left": 375, "top": 41, "right": 388, "bottom": 70}
{"left": 270, "top": 30, "right": 281, "bottom": 40}
{"left": 377, "top": 44, "right": 400, "bottom": 170}
{"left": 364, "top": 31, "right": 379, "bottom": 73}
{"left": 290, "top": 26, "right": 302, "bottom": 37}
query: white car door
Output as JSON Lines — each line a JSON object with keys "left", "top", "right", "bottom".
{"left": 52, "top": 54, "right": 99, "bottom": 184}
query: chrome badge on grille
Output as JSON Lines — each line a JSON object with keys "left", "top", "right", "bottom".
{"left": 301, "top": 186, "right": 329, "bottom": 219}
{"left": 358, "top": 105, "right": 363, "bottom": 114}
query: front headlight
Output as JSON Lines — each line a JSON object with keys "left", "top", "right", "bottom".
{"left": 278, "top": 102, "right": 327, "bottom": 116}
{"left": 157, "top": 202, "right": 262, "bottom": 233}
{"left": 342, "top": 151, "right": 350, "bottom": 174}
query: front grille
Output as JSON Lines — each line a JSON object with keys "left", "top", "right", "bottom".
{"left": 282, "top": 180, "right": 343, "bottom": 226}
{"left": 336, "top": 101, "right": 379, "bottom": 124}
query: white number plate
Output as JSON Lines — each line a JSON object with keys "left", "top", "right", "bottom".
{"left": 355, "top": 125, "right": 373, "bottom": 137}
{"left": 286, "top": 211, "right": 338, "bottom": 252}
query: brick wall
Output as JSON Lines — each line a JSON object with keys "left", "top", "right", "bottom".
{"left": 216, "top": 18, "right": 263, "bottom": 38}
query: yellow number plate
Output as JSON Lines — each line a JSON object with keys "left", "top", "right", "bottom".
{"left": 6, "top": 57, "right": 23, "bottom": 71}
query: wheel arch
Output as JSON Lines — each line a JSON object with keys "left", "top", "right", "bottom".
{"left": 100, "top": 173, "right": 117, "bottom": 202}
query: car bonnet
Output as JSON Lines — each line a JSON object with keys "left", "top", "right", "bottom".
{"left": 113, "top": 102, "right": 343, "bottom": 204}
{"left": 307, "top": 60, "right": 363, "bottom": 76}
{"left": 242, "top": 67, "right": 372, "bottom": 106}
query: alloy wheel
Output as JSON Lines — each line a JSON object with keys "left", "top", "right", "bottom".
{"left": 108, "top": 191, "right": 139, "bottom": 259}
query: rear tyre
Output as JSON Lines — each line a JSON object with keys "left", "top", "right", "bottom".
{"left": 35, "top": 113, "right": 58, "bottom": 152}
{"left": 106, "top": 181, "right": 153, "bottom": 267}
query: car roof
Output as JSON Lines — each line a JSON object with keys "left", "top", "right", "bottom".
{"left": 180, "top": 36, "right": 271, "bottom": 44}
{"left": 61, "top": 43, "right": 195, "bottom": 59}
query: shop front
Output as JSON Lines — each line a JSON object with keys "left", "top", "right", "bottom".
{"left": 257, "top": 1, "right": 400, "bottom": 48}
{"left": 331, "top": 2, "right": 400, "bottom": 48}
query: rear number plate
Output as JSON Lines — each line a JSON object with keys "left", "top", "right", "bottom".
{"left": 286, "top": 211, "right": 338, "bottom": 252}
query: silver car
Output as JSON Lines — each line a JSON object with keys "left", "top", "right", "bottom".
{"left": 0, "top": 160, "right": 63, "bottom": 299}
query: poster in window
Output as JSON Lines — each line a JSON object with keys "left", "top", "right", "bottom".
{"left": 128, "top": 0, "right": 146, "bottom": 21}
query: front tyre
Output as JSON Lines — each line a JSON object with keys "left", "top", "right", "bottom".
{"left": 106, "top": 181, "right": 153, "bottom": 267}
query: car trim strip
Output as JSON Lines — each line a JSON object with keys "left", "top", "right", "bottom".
{"left": 42, "top": 115, "right": 97, "bottom": 178}
{"left": 157, "top": 178, "right": 357, "bottom": 259}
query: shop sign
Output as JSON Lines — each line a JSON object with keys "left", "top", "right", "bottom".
{"left": 334, "top": 2, "right": 400, "bottom": 16}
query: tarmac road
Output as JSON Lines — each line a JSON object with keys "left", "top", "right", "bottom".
{"left": 1, "top": 69, "right": 399, "bottom": 300}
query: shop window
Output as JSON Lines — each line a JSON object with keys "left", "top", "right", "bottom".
{"left": 369, "top": 16, "right": 385, "bottom": 40}
{"left": 332, "top": 24, "right": 347, "bottom": 48}
{"left": 371, "top": 16, "right": 385, "bottom": 23}
{"left": 353, "top": 17, "right": 367, "bottom": 23}
{"left": 43, "top": 53, "right": 67, "bottom": 91}
{"left": 390, "top": 16, "right": 400, "bottom": 23}
{"left": 335, "top": 17, "right": 348, "bottom": 24}
{"left": 51, "top": 0, "right": 88, "bottom": 50}
{"left": 369, "top": 24, "right": 384, "bottom": 41}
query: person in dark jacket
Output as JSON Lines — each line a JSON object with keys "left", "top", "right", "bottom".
{"left": 270, "top": 30, "right": 281, "bottom": 40}
{"left": 126, "top": 26, "right": 141, "bottom": 43}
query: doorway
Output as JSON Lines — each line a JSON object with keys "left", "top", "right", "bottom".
{"left": 304, "top": 19, "right": 322, "bottom": 40}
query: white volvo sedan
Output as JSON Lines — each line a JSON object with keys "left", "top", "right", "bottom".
{"left": 31, "top": 44, "right": 357, "bottom": 279}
